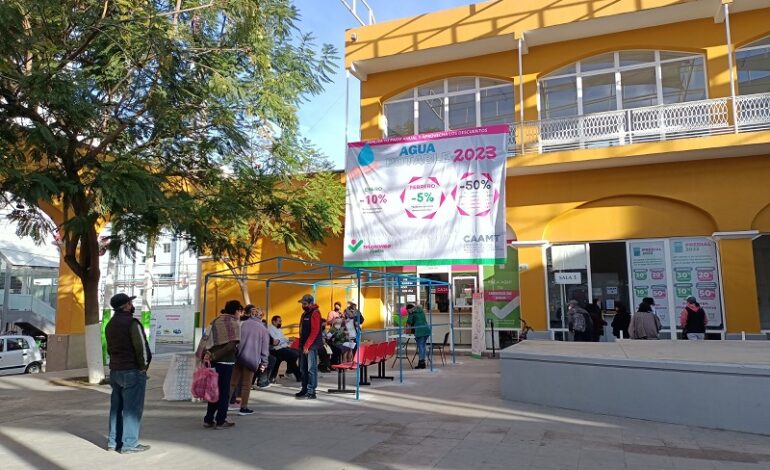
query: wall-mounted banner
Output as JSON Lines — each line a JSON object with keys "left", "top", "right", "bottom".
{"left": 483, "top": 246, "right": 520, "bottom": 328}
{"left": 344, "top": 125, "right": 509, "bottom": 267}
{"left": 628, "top": 240, "right": 670, "bottom": 325}
{"left": 670, "top": 238, "right": 723, "bottom": 327}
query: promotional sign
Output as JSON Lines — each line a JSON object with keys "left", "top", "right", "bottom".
{"left": 670, "top": 238, "right": 722, "bottom": 326}
{"left": 628, "top": 241, "right": 670, "bottom": 325}
{"left": 471, "top": 292, "right": 485, "bottom": 358}
{"left": 154, "top": 307, "right": 196, "bottom": 343}
{"left": 483, "top": 246, "right": 520, "bottom": 328}
{"left": 344, "top": 125, "right": 509, "bottom": 267}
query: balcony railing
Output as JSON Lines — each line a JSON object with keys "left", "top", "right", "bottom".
{"left": 508, "top": 92, "right": 770, "bottom": 156}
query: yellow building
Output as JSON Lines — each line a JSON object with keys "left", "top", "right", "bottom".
{"left": 53, "top": 0, "right": 770, "bottom": 353}
{"left": 336, "top": 0, "right": 770, "bottom": 341}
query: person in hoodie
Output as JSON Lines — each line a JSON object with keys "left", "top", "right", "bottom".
{"left": 229, "top": 304, "right": 270, "bottom": 416}
{"left": 296, "top": 294, "right": 322, "bottom": 400}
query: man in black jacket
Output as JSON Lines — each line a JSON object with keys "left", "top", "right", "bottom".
{"left": 105, "top": 293, "right": 152, "bottom": 454}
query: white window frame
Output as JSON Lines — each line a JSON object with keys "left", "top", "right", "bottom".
{"left": 735, "top": 36, "right": 770, "bottom": 95}
{"left": 538, "top": 50, "right": 709, "bottom": 120}
{"left": 383, "top": 77, "right": 514, "bottom": 136}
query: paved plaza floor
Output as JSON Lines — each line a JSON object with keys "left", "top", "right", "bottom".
{"left": 1, "top": 354, "right": 769, "bottom": 469}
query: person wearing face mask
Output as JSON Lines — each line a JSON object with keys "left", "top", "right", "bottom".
{"left": 267, "top": 315, "right": 301, "bottom": 382}
{"left": 296, "top": 294, "right": 322, "bottom": 399}
{"left": 327, "top": 301, "right": 343, "bottom": 325}
{"left": 105, "top": 293, "right": 152, "bottom": 454}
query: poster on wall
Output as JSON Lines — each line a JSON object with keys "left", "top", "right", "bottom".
{"left": 670, "top": 238, "right": 722, "bottom": 326}
{"left": 482, "top": 246, "right": 520, "bottom": 328}
{"left": 344, "top": 125, "right": 509, "bottom": 267}
{"left": 471, "top": 292, "right": 485, "bottom": 358}
{"left": 628, "top": 241, "right": 670, "bottom": 325}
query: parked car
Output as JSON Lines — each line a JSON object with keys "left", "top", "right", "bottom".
{"left": 0, "top": 335, "right": 44, "bottom": 376}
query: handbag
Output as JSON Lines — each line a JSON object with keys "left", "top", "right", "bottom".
{"left": 191, "top": 360, "right": 219, "bottom": 403}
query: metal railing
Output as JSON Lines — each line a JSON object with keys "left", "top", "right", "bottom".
{"left": 508, "top": 92, "right": 770, "bottom": 156}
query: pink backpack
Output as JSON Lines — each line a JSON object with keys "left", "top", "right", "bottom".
{"left": 191, "top": 361, "right": 219, "bottom": 403}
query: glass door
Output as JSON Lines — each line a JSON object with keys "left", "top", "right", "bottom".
{"left": 547, "top": 244, "right": 591, "bottom": 338}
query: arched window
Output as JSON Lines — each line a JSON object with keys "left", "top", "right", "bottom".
{"left": 736, "top": 35, "right": 770, "bottom": 95}
{"left": 539, "top": 50, "right": 707, "bottom": 119}
{"left": 383, "top": 77, "right": 514, "bottom": 136}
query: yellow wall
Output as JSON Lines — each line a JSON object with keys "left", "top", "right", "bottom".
{"left": 506, "top": 155, "right": 770, "bottom": 332}
{"left": 344, "top": 2, "right": 770, "bottom": 334}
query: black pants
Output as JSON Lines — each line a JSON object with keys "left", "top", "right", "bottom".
{"left": 204, "top": 362, "right": 233, "bottom": 426}
{"left": 318, "top": 346, "right": 331, "bottom": 371}
{"left": 268, "top": 348, "right": 301, "bottom": 381}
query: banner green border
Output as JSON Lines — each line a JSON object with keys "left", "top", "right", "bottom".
{"left": 344, "top": 258, "right": 505, "bottom": 268}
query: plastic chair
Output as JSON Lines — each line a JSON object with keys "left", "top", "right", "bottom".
{"left": 390, "top": 336, "right": 413, "bottom": 369}
{"left": 370, "top": 342, "right": 394, "bottom": 381}
{"left": 328, "top": 343, "right": 369, "bottom": 394}
{"left": 411, "top": 332, "right": 449, "bottom": 367}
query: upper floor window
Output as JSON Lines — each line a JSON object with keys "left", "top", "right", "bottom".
{"left": 539, "top": 50, "right": 707, "bottom": 119}
{"left": 736, "top": 35, "right": 770, "bottom": 95}
{"left": 383, "top": 77, "right": 513, "bottom": 136}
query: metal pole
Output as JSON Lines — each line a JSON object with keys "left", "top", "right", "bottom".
{"left": 489, "top": 319, "right": 496, "bottom": 358}
{"left": 201, "top": 273, "right": 210, "bottom": 336}
{"left": 426, "top": 289, "right": 432, "bottom": 372}
{"left": 449, "top": 281, "right": 456, "bottom": 364}
{"left": 1, "top": 258, "right": 10, "bottom": 332}
{"left": 355, "top": 270, "right": 362, "bottom": 400}
{"left": 518, "top": 38, "right": 525, "bottom": 156}
{"left": 345, "top": 70, "right": 351, "bottom": 154}
{"left": 265, "top": 280, "right": 271, "bottom": 317}
{"left": 397, "top": 276, "right": 403, "bottom": 383}
{"left": 723, "top": 3, "right": 739, "bottom": 134}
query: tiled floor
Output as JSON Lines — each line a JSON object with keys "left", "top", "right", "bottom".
{"left": 1, "top": 355, "right": 769, "bottom": 469}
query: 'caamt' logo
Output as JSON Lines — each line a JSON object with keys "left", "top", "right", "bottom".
{"left": 348, "top": 239, "right": 364, "bottom": 252}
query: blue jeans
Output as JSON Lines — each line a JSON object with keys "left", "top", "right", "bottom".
{"left": 687, "top": 333, "right": 705, "bottom": 340}
{"left": 299, "top": 349, "right": 318, "bottom": 395}
{"left": 204, "top": 362, "right": 234, "bottom": 425}
{"left": 108, "top": 369, "right": 147, "bottom": 450}
{"left": 415, "top": 336, "right": 428, "bottom": 361}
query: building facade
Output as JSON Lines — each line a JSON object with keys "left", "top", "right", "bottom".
{"left": 339, "top": 0, "right": 770, "bottom": 340}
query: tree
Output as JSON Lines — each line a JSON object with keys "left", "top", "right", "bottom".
{"left": 0, "top": 0, "right": 336, "bottom": 382}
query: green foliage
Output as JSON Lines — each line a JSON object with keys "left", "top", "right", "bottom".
{"left": 0, "top": 0, "right": 339, "bottom": 322}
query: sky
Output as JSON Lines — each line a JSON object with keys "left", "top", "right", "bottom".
{"left": 294, "top": 0, "right": 477, "bottom": 169}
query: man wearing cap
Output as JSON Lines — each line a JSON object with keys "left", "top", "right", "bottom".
{"left": 105, "top": 293, "right": 152, "bottom": 454}
{"left": 296, "top": 294, "right": 322, "bottom": 399}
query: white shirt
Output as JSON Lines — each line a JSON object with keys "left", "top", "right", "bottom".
{"left": 268, "top": 325, "right": 290, "bottom": 349}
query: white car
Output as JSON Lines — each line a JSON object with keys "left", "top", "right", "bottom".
{"left": 0, "top": 335, "right": 44, "bottom": 376}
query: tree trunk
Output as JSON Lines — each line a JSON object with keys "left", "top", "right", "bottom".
{"left": 143, "top": 232, "right": 156, "bottom": 313}
{"left": 238, "top": 266, "right": 251, "bottom": 305}
{"left": 82, "top": 227, "right": 104, "bottom": 384}
{"left": 142, "top": 232, "right": 157, "bottom": 354}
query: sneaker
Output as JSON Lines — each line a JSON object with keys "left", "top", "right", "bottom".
{"left": 239, "top": 408, "right": 254, "bottom": 416}
{"left": 257, "top": 383, "right": 271, "bottom": 389}
{"left": 294, "top": 390, "right": 308, "bottom": 397}
{"left": 304, "top": 393, "right": 317, "bottom": 400}
{"left": 107, "top": 446, "right": 117, "bottom": 452}
{"left": 203, "top": 421, "right": 215, "bottom": 429}
{"left": 216, "top": 421, "right": 235, "bottom": 429}
{"left": 120, "top": 444, "right": 151, "bottom": 454}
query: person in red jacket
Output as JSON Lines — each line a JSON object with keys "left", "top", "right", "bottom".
{"left": 296, "top": 294, "right": 322, "bottom": 399}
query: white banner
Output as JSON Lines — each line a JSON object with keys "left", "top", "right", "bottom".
{"left": 629, "top": 241, "right": 671, "bottom": 325}
{"left": 344, "top": 125, "right": 509, "bottom": 267}
{"left": 670, "top": 238, "right": 722, "bottom": 327}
